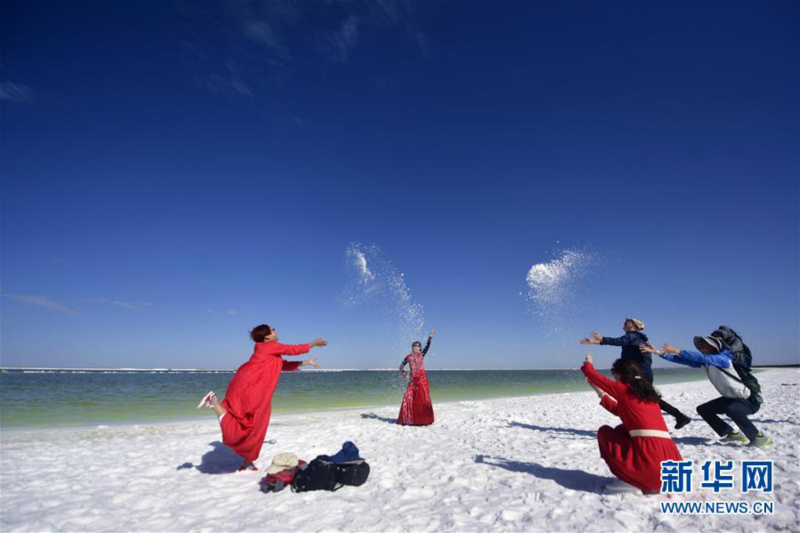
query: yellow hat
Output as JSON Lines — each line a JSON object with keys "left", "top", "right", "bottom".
{"left": 626, "top": 318, "right": 645, "bottom": 330}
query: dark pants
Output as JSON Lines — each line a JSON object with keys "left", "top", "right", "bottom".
{"left": 696, "top": 396, "right": 761, "bottom": 441}
{"left": 645, "top": 375, "right": 688, "bottom": 421}
{"left": 659, "top": 398, "right": 687, "bottom": 421}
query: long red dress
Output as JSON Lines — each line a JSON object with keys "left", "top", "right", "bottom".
{"left": 219, "top": 341, "right": 308, "bottom": 463}
{"left": 582, "top": 361, "right": 683, "bottom": 493}
{"left": 398, "top": 337, "right": 434, "bottom": 426}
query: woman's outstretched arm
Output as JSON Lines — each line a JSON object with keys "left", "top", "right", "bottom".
{"left": 276, "top": 338, "right": 328, "bottom": 356}
{"left": 422, "top": 327, "right": 436, "bottom": 356}
{"left": 587, "top": 380, "right": 619, "bottom": 416}
{"left": 599, "top": 394, "right": 620, "bottom": 417}
{"left": 282, "top": 358, "right": 320, "bottom": 372}
{"left": 581, "top": 353, "right": 625, "bottom": 399}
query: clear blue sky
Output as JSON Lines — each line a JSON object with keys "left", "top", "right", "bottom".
{"left": 1, "top": 1, "right": 797, "bottom": 369}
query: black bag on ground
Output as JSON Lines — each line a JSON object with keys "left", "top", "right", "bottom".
{"left": 291, "top": 457, "right": 342, "bottom": 492}
{"left": 332, "top": 461, "right": 370, "bottom": 487}
{"left": 711, "top": 325, "right": 762, "bottom": 397}
{"left": 290, "top": 455, "right": 371, "bottom": 492}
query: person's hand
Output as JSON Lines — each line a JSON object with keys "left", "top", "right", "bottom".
{"left": 307, "top": 358, "right": 319, "bottom": 369}
{"left": 311, "top": 338, "right": 328, "bottom": 348}
{"left": 580, "top": 331, "right": 602, "bottom": 345}
{"left": 584, "top": 352, "right": 593, "bottom": 365}
{"left": 661, "top": 343, "right": 679, "bottom": 355}
{"left": 429, "top": 327, "right": 436, "bottom": 337}
{"left": 639, "top": 342, "right": 657, "bottom": 354}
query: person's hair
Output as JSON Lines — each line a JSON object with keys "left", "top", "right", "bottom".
{"left": 412, "top": 340, "right": 421, "bottom": 348}
{"left": 611, "top": 359, "right": 660, "bottom": 403}
{"left": 250, "top": 324, "right": 272, "bottom": 342}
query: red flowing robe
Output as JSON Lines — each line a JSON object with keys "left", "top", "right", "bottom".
{"left": 220, "top": 341, "right": 309, "bottom": 463}
{"left": 582, "top": 361, "right": 683, "bottom": 493}
{"left": 398, "top": 353, "right": 434, "bottom": 426}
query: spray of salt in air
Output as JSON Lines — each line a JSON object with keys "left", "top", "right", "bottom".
{"left": 524, "top": 246, "right": 597, "bottom": 360}
{"left": 344, "top": 243, "right": 427, "bottom": 365}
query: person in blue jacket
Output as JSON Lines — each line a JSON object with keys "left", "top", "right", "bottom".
{"left": 640, "top": 336, "right": 772, "bottom": 448}
{"left": 582, "top": 318, "right": 692, "bottom": 429}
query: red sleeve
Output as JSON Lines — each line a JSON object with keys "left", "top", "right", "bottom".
{"left": 282, "top": 360, "right": 301, "bottom": 372}
{"left": 599, "top": 394, "right": 620, "bottom": 417}
{"left": 581, "top": 362, "right": 625, "bottom": 399}
{"left": 273, "top": 343, "right": 311, "bottom": 356}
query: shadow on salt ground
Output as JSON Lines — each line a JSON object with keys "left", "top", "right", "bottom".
{"left": 754, "top": 418, "right": 799, "bottom": 426}
{"left": 507, "top": 421, "right": 597, "bottom": 438}
{"left": 361, "top": 413, "right": 397, "bottom": 424}
{"left": 176, "top": 441, "right": 243, "bottom": 474}
{"left": 475, "top": 455, "right": 610, "bottom": 494}
{"left": 672, "top": 436, "right": 710, "bottom": 446}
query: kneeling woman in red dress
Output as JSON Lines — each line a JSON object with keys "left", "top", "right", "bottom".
{"left": 582, "top": 353, "right": 683, "bottom": 494}
{"left": 198, "top": 324, "right": 327, "bottom": 471}
{"left": 398, "top": 327, "right": 436, "bottom": 426}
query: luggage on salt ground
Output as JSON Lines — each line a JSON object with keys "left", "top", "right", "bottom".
{"left": 291, "top": 457, "right": 341, "bottom": 492}
{"left": 291, "top": 454, "right": 370, "bottom": 492}
{"left": 260, "top": 460, "right": 307, "bottom": 493}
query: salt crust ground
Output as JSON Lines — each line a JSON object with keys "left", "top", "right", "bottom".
{"left": 1, "top": 369, "right": 798, "bottom": 532}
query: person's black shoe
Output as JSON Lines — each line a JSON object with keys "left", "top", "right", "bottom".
{"left": 674, "top": 415, "right": 692, "bottom": 430}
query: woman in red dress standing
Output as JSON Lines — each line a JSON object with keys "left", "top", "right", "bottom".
{"left": 582, "top": 353, "right": 683, "bottom": 494}
{"left": 197, "top": 324, "right": 327, "bottom": 471}
{"left": 398, "top": 327, "right": 436, "bottom": 426}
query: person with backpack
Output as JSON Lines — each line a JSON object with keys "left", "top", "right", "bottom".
{"left": 581, "top": 353, "right": 683, "bottom": 494}
{"left": 398, "top": 327, "right": 436, "bottom": 425}
{"left": 196, "top": 324, "right": 327, "bottom": 471}
{"left": 581, "top": 318, "right": 692, "bottom": 429}
{"left": 640, "top": 336, "right": 772, "bottom": 448}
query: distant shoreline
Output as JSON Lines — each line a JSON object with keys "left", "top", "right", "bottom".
{"left": 0, "top": 368, "right": 714, "bottom": 432}
{"left": 0, "top": 366, "right": 621, "bottom": 372}
{"left": 2, "top": 364, "right": 797, "bottom": 372}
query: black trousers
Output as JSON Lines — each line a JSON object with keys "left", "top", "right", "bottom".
{"left": 696, "top": 396, "right": 760, "bottom": 441}
{"left": 658, "top": 398, "right": 687, "bottom": 421}
{"left": 645, "top": 375, "right": 688, "bottom": 421}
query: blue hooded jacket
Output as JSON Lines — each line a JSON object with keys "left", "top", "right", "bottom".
{"left": 660, "top": 349, "right": 750, "bottom": 399}
{"left": 600, "top": 331, "right": 653, "bottom": 380}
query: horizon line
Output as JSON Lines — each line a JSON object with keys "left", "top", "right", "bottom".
{"left": 2, "top": 365, "right": 593, "bottom": 372}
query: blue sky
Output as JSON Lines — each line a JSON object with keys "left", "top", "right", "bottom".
{"left": 1, "top": 1, "right": 797, "bottom": 369}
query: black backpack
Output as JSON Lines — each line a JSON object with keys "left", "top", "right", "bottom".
{"left": 712, "top": 326, "right": 753, "bottom": 368}
{"left": 332, "top": 461, "right": 370, "bottom": 487}
{"left": 711, "top": 325, "right": 761, "bottom": 398}
{"left": 291, "top": 457, "right": 342, "bottom": 492}
{"left": 291, "top": 455, "right": 370, "bottom": 493}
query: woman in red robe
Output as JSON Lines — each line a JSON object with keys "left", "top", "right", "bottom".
{"left": 197, "top": 324, "right": 327, "bottom": 471}
{"left": 398, "top": 327, "right": 436, "bottom": 426}
{"left": 582, "top": 353, "right": 683, "bottom": 494}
